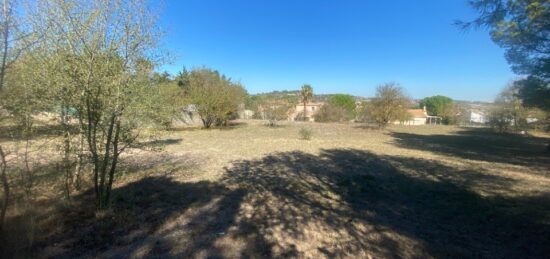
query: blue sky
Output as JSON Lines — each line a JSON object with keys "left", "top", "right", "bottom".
{"left": 158, "top": 0, "right": 517, "bottom": 101}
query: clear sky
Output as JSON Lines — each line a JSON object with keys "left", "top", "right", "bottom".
{"left": 158, "top": 0, "right": 517, "bottom": 102}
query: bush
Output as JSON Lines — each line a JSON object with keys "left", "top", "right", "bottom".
{"left": 327, "top": 94, "right": 356, "bottom": 118}
{"left": 314, "top": 104, "right": 350, "bottom": 123}
{"left": 182, "top": 68, "right": 247, "bottom": 128}
{"left": 488, "top": 107, "right": 513, "bottom": 133}
{"left": 299, "top": 127, "right": 312, "bottom": 140}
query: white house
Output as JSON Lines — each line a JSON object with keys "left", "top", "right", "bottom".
{"left": 469, "top": 110, "right": 487, "bottom": 124}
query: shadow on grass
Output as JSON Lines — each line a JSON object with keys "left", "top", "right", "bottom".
{"left": 135, "top": 138, "right": 183, "bottom": 150}
{"left": 11, "top": 149, "right": 549, "bottom": 258}
{"left": 29, "top": 177, "right": 257, "bottom": 258}
{"left": 353, "top": 123, "right": 383, "bottom": 130}
{"left": 221, "top": 149, "right": 549, "bottom": 258}
{"left": 390, "top": 128, "right": 550, "bottom": 168}
{"left": 0, "top": 123, "right": 73, "bottom": 141}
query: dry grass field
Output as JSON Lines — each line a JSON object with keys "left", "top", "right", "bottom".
{"left": 1, "top": 120, "right": 549, "bottom": 258}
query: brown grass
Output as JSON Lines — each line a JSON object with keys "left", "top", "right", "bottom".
{"left": 1, "top": 120, "right": 549, "bottom": 258}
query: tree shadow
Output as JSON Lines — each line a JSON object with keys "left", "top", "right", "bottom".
{"left": 0, "top": 123, "right": 72, "bottom": 141}
{"left": 6, "top": 148, "right": 549, "bottom": 258}
{"left": 390, "top": 128, "right": 550, "bottom": 169}
{"left": 29, "top": 176, "right": 257, "bottom": 258}
{"left": 353, "top": 123, "right": 383, "bottom": 130}
{"left": 221, "top": 149, "right": 550, "bottom": 258}
{"left": 136, "top": 138, "right": 183, "bottom": 149}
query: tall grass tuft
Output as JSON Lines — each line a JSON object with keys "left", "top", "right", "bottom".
{"left": 299, "top": 127, "right": 312, "bottom": 140}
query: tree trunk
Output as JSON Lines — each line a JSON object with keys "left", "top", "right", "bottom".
{"left": 97, "top": 113, "right": 116, "bottom": 209}
{"left": 0, "top": 145, "right": 9, "bottom": 232}
{"left": 104, "top": 120, "right": 121, "bottom": 205}
{"left": 73, "top": 132, "right": 84, "bottom": 190}
{"left": 61, "top": 107, "right": 72, "bottom": 199}
{"left": 303, "top": 102, "right": 307, "bottom": 121}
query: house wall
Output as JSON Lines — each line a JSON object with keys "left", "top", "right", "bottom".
{"left": 291, "top": 103, "right": 323, "bottom": 121}
{"left": 394, "top": 118, "right": 426, "bottom": 125}
{"left": 470, "top": 112, "right": 487, "bottom": 124}
{"left": 295, "top": 104, "right": 320, "bottom": 112}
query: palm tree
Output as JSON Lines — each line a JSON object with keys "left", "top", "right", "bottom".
{"left": 300, "top": 84, "right": 313, "bottom": 121}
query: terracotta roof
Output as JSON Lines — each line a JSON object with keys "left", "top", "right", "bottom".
{"left": 407, "top": 109, "right": 427, "bottom": 118}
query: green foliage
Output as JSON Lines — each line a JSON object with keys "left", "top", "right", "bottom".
{"left": 419, "top": 95, "right": 452, "bottom": 116}
{"left": 154, "top": 82, "right": 187, "bottom": 128}
{"left": 22, "top": 0, "right": 167, "bottom": 209}
{"left": 360, "top": 83, "right": 410, "bottom": 127}
{"left": 516, "top": 76, "right": 550, "bottom": 111}
{"left": 299, "top": 127, "right": 312, "bottom": 140}
{"left": 464, "top": 0, "right": 549, "bottom": 116}
{"left": 419, "top": 95, "right": 455, "bottom": 124}
{"left": 314, "top": 104, "right": 350, "bottom": 123}
{"left": 182, "top": 68, "right": 247, "bottom": 128}
{"left": 328, "top": 94, "right": 356, "bottom": 118}
{"left": 463, "top": 0, "right": 549, "bottom": 79}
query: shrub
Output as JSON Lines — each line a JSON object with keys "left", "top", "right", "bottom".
{"left": 488, "top": 107, "right": 513, "bottom": 133}
{"left": 314, "top": 104, "right": 350, "bottom": 122}
{"left": 299, "top": 127, "right": 312, "bottom": 140}
{"left": 182, "top": 68, "right": 247, "bottom": 128}
{"left": 327, "top": 94, "right": 356, "bottom": 118}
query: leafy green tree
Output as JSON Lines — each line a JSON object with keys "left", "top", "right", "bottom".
{"left": 517, "top": 76, "right": 550, "bottom": 111}
{"left": 461, "top": 0, "right": 549, "bottom": 79}
{"left": 300, "top": 84, "right": 313, "bottom": 121}
{"left": 328, "top": 94, "right": 356, "bottom": 119}
{"left": 183, "top": 68, "right": 246, "bottom": 128}
{"left": 362, "top": 83, "right": 410, "bottom": 128}
{"left": 463, "top": 0, "right": 549, "bottom": 148}
{"left": 419, "top": 95, "right": 455, "bottom": 124}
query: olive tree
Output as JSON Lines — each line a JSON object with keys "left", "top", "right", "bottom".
{"left": 28, "top": 0, "right": 164, "bottom": 209}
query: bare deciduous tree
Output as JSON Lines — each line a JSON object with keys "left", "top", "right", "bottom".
{"left": 361, "top": 83, "right": 410, "bottom": 128}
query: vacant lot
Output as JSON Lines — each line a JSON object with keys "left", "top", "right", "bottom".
{"left": 2, "top": 121, "right": 550, "bottom": 258}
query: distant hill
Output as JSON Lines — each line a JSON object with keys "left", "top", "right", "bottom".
{"left": 251, "top": 91, "right": 368, "bottom": 103}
